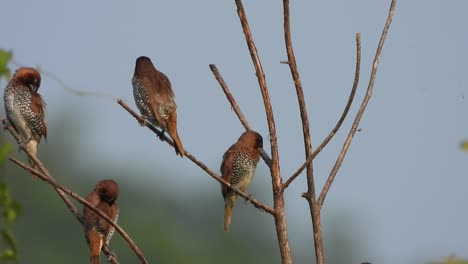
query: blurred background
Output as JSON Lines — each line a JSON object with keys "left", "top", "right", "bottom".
{"left": 1, "top": 1, "right": 467, "bottom": 263}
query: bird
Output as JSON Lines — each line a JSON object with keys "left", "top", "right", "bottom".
{"left": 132, "top": 56, "right": 185, "bottom": 157}
{"left": 220, "top": 130, "right": 263, "bottom": 232}
{"left": 3, "top": 67, "right": 47, "bottom": 178}
{"left": 83, "top": 179, "right": 120, "bottom": 264}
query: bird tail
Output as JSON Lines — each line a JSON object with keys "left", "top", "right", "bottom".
{"left": 24, "top": 140, "right": 39, "bottom": 180}
{"left": 88, "top": 231, "right": 103, "bottom": 264}
{"left": 167, "top": 114, "right": 185, "bottom": 157}
{"left": 224, "top": 195, "right": 237, "bottom": 232}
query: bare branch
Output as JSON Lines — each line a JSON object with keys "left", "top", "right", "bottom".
{"left": 318, "top": 0, "right": 397, "bottom": 209}
{"left": 282, "top": 0, "right": 324, "bottom": 263}
{"left": 9, "top": 157, "right": 148, "bottom": 264}
{"left": 117, "top": 99, "right": 275, "bottom": 215}
{"left": 234, "top": 1, "right": 292, "bottom": 263}
{"left": 209, "top": 64, "right": 273, "bottom": 167}
{"left": 283, "top": 32, "right": 361, "bottom": 191}
{"left": 209, "top": 64, "right": 251, "bottom": 131}
{"left": 184, "top": 151, "right": 275, "bottom": 215}
{"left": 234, "top": 1, "right": 280, "bottom": 168}
{"left": 2, "top": 117, "right": 119, "bottom": 262}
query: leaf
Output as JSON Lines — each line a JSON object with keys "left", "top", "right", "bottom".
{"left": 428, "top": 255, "right": 468, "bottom": 264}
{"left": 0, "top": 249, "right": 16, "bottom": 260}
{"left": 0, "top": 144, "right": 13, "bottom": 166}
{"left": 0, "top": 183, "right": 8, "bottom": 205}
{"left": 461, "top": 140, "right": 468, "bottom": 153}
{"left": 0, "top": 49, "right": 13, "bottom": 81}
{"left": 1, "top": 230, "right": 17, "bottom": 253}
{"left": 4, "top": 201, "right": 21, "bottom": 224}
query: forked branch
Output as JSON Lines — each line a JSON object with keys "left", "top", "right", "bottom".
{"left": 209, "top": 64, "right": 272, "bottom": 167}
{"left": 282, "top": 0, "right": 323, "bottom": 262}
{"left": 283, "top": 32, "right": 361, "bottom": 191}
{"left": 117, "top": 99, "right": 275, "bottom": 215}
{"left": 234, "top": 0, "right": 292, "bottom": 263}
{"left": 9, "top": 157, "right": 148, "bottom": 264}
{"left": 318, "top": 0, "right": 397, "bottom": 209}
{"left": 2, "top": 117, "right": 120, "bottom": 263}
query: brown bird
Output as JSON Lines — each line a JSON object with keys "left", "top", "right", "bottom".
{"left": 3, "top": 67, "right": 47, "bottom": 178}
{"left": 220, "top": 130, "right": 263, "bottom": 232}
{"left": 132, "top": 56, "right": 185, "bottom": 157}
{"left": 83, "top": 180, "right": 120, "bottom": 264}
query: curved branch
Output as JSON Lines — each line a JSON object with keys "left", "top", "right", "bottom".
{"left": 2, "top": 117, "right": 119, "bottom": 262}
{"left": 209, "top": 64, "right": 272, "bottom": 167}
{"left": 117, "top": 100, "right": 275, "bottom": 215}
{"left": 209, "top": 64, "right": 251, "bottom": 131}
{"left": 283, "top": 32, "right": 361, "bottom": 191}
{"left": 318, "top": 0, "right": 397, "bottom": 209}
{"left": 9, "top": 157, "right": 148, "bottom": 264}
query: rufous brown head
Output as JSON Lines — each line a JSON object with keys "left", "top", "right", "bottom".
{"left": 13, "top": 67, "right": 41, "bottom": 93}
{"left": 237, "top": 130, "right": 263, "bottom": 149}
{"left": 95, "top": 179, "right": 119, "bottom": 205}
{"left": 134, "top": 56, "right": 157, "bottom": 75}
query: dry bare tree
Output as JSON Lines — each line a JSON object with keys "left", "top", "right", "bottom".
{"left": 118, "top": 1, "right": 397, "bottom": 263}
{"left": 4, "top": 0, "right": 396, "bottom": 263}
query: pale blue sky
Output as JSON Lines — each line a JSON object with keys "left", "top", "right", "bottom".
{"left": 2, "top": 1, "right": 467, "bottom": 263}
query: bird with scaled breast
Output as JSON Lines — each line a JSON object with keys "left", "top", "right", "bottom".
{"left": 83, "top": 179, "right": 119, "bottom": 264}
{"left": 220, "top": 130, "right": 263, "bottom": 232}
{"left": 132, "top": 56, "right": 185, "bottom": 157}
{"left": 3, "top": 67, "right": 47, "bottom": 178}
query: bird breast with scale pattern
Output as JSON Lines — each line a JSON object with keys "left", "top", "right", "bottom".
{"left": 230, "top": 151, "right": 258, "bottom": 192}
{"left": 132, "top": 78, "right": 157, "bottom": 122}
{"left": 5, "top": 81, "right": 45, "bottom": 141}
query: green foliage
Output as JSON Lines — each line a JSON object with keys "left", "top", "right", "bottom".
{"left": 0, "top": 49, "right": 13, "bottom": 81}
{"left": 461, "top": 140, "right": 468, "bottom": 153}
{"left": 429, "top": 255, "right": 468, "bottom": 264}
{"left": 0, "top": 144, "right": 20, "bottom": 262}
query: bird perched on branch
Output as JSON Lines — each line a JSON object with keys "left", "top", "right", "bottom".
{"left": 3, "top": 67, "right": 47, "bottom": 178}
{"left": 83, "top": 180, "right": 119, "bottom": 264}
{"left": 220, "top": 130, "right": 263, "bottom": 232}
{"left": 132, "top": 56, "right": 185, "bottom": 157}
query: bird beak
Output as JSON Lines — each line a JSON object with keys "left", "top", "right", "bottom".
{"left": 29, "top": 84, "right": 36, "bottom": 92}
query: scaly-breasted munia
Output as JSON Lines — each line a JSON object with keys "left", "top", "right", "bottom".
{"left": 220, "top": 130, "right": 263, "bottom": 232}
{"left": 83, "top": 180, "right": 119, "bottom": 264}
{"left": 132, "top": 56, "right": 185, "bottom": 157}
{"left": 3, "top": 67, "right": 47, "bottom": 177}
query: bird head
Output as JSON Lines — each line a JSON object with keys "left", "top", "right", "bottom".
{"left": 238, "top": 130, "right": 263, "bottom": 149}
{"left": 95, "top": 179, "right": 120, "bottom": 205}
{"left": 134, "top": 56, "right": 157, "bottom": 75}
{"left": 14, "top": 67, "right": 41, "bottom": 93}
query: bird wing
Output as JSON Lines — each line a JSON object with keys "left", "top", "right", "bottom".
{"left": 83, "top": 192, "right": 100, "bottom": 236}
{"left": 144, "top": 71, "right": 176, "bottom": 123}
{"left": 220, "top": 148, "right": 235, "bottom": 198}
{"left": 29, "top": 93, "right": 47, "bottom": 140}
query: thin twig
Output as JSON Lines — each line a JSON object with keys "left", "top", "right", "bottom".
{"left": 234, "top": 1, "right": 292, "bottom": 263}
{"left": 117, "top": 99, "right": 275, "bottom": 215}
{"left": 184, "top": 151, "right": 274, "bottom": 215}
{"left": 282, "top": 0, "right": 323, "bottom": 263}
{"left": 11, "top": 60, "right": 120, "bottom": 102}
{"left": 8, "top": 157, "right": 148, "bottom": 264}
{"left": 317, "top": 0, "right": 397, "bottom": 209}
{"left": 2, "top": 118, "right": 120, "bottom": 263}
{"left": 209, "top": 64, "right": 272, "bottom": 167}
{"left": 283, "top": 33, "right": 361, "bottom": 191}
{"left": 209, "top": 64, "right": 251, "bottom": 131}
